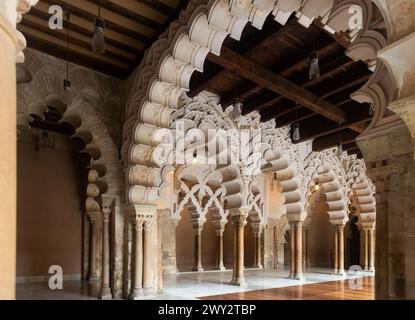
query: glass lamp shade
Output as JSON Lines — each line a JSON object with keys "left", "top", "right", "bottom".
{"left": 92, "top": 17, "right": 106, "bottom": 54}
{"left": 336, "top": 143, "right": 343, "bottom": 158}
{"left": 63, "top": 79, "right": 72, "bottom": 105}
{"left": 309, "top": 51, "right": 320, "bottom": 80}
{"left": 292, "top": 123, "right": 300, "bottom": 142}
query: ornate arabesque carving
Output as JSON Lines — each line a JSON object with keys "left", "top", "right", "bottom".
{"left": 123, "top": 0, "right": 389, "bottom": 219}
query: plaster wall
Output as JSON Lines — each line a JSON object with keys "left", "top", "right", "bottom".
{"left": 16, "top": 132, "right": 85, "bottom": 278}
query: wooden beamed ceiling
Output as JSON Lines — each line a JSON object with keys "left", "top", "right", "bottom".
{"left": 189, "top": 16, "right": 373, "bottom": 157}
{"left": 21, "top": 4, "right": 371, "bottom": 156}
{"left": 19, "top": 0, "right": 188, "bottom": 79}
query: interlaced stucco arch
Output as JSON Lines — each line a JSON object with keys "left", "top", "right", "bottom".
{"left": 120, "top": 0, "right": 396, "bottom": 294}
{"left": 122, "top": 0, "right": 392, "bottom": 203}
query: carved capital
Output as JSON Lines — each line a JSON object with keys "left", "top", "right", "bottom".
{"left": 289, "top": 220, "right": 303, "bottom": 230}
{"left": 132, "top": 215, "right": 144, "bottom": 232}
{"left": 88, "top": 211, "right": 102, "bottom": 228}
{"left": 231, "top": 214, "right": 247, "bottom": 227}
{"left": 143, "top": 216, "right": 153, "bottom": 232}
{"left": 333, "top": 224, "right": 345, "bottom": 233}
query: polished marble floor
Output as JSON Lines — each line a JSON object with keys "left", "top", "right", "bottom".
{"left": 16, "top": 267, "right": 374, "bottom": 300}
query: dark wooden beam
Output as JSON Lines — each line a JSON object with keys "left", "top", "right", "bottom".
{"left": 295, "top": 116, "right": 371, "bottom": 143}
{"left": 207, "top": 46, "right": 365, "bottom": 133}
{"left": 134, "top": 0, "right": 177, "bottom": 16}
{"left": 20, "top": 18, "right": 133, "bottom": 63}
{"left": 262, "top": 74, "right": 371, "bottom": 122}
{"left": 28, "top": 8, "right": 143, "bottom": 56}
{"left": 41, "top": 0, "right": 152, "bottom": 43}
{"left": 23, "top": 32, "right": 129, "bottom": 78}
{"left": 312, "top": 129, "right": 358, "bottom": 151}
{"left": 320, "top": 75, "right": 371, "bottom": 99}
{"left": 189, "top": 19, "right": 290, "bottom": 97}
{"left": 223, "top": 39, "right": 341, "bottom": 108}
{"left": 88, "top": 0, "right": 163, "bottom": 29}
{"left": 244, "top": 56, "right": 355, "bottom": 115}
{"left": 273, "top": 110, "right": 317, "bottom": 127}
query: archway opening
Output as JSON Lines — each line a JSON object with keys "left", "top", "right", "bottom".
{"left": 345, "top": 214, "right": 360, "bottom": 269}
{"left": 16, "top": 116, "right": 91, "bottom": 297}
{"left": 306, "top": 189, "right": 334, "bottom": 271}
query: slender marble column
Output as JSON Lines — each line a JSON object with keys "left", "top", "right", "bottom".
{"left": 368, "top": 228, "right": 375, "bottom": 272}
{"left": 89, "top": 213, "right": 101, "bottom": 281}
{"left": 333, "top": 227, "right": 338, "bottom": 274}
{"left": 99, "top": 205, "right": 112, "bottom": 299}
{"left": 289, "top": 226, "right": 295, "bottom": 278}
{"left": 253, "top": 232, "right": 263, "bottom": 269}
{"left": 230, "top": 214, "right": 247, "bottom": 287}
{"left": 289, "top": 221, "right": 304, "bottom": 279}
{"left": 192, "top": 228, "right": 204, "bottom": 272}
{"left": 143, "top": 217, "right": 154, "bottom": 296}
{"left": 130, "top": 216, "right": 143, "bottom": 299}
{"left": 363, "top": 228, "right": 369, "bottom": 271}
{"left": 215, "top": 230, "right": 226, "bottom": 271}
{"left": 294, "top": 221, "right": 303, "bottom": 279}
{"left": 337, "top": 225, "right": 345, "bottom": 275}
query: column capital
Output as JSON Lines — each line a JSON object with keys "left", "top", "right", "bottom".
{"left": 190, "top": 218, "right": 206, "bottom": 231}
{"left": 132, "top": 204, "right": 158, "bottom": 217}
{"left": 289, "top": 220, "right": 303, "bottom": 229}
{"left": 212, "top": 219, "right": 227, "bottom": 234}
{"left": 251, "top": 223, "right": 263, "bottom": 236}
{"left": 131, "top": 215, "right": 144, "bottom": 231}
{"left": 88, "top": 211, "right": 102, "bottom": 225}
{"left": 228, "top": 208, "right": 250, "bottom": 217}
{"left": 143, "top": 216, "right": 153, "bottom": 232}
{"left": 231, "top": 214, "right": 247, "bottom": 227}
{"left": 332, "top": 224, "right": 345, "bottom": 232}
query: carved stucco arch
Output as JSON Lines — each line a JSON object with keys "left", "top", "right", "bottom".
{"left": 346, "top": 158, "right": 376, "bottom": 228}
{"left": 174, "top": 164, "right": 225, "bottom": 221}
{"left": 122, "top": 0, "right": 393, "bottom": 212}
{"left": 304, "top": 150, "right": 349, "bottom": 225}
{"left": 16, "top": 51, "right": 123, "bottom": 197}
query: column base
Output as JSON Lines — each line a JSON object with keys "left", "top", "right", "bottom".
{"left": 192, "top": 267, "right": 204, "bottom": 272}
{"left": 216, "top": 266, "right": 226, "bottom": 271}
{"left": 229, "top": 278, "right": 247, "bottom": 288}
{"left": 88, "top": 274, "right": 99, "bottom": 281}
{"left": 143, "top": 287, "right": 156, "bottom": 299}
{"left": 333, "top": 270, "right": 347, "bottom": 277}
{"left": 288, "top": 273, "right": 305, "bottom": 281}
{"left": 253, "top": 264, "right": 263, "bottom": 269}
{"left": 99, "top": 287, "right": 113, "bottom": 300}
{"left": 129, "top": 288, "right": 144, "bottom": 300}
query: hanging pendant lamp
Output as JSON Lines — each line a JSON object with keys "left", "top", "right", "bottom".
{"left": 292, "top": 103, "right": 301, "bottom": 142}
{"left": 309, "top": 34, "right": 320, "bottom": 80}
{"left": 92, "top": 0, "right": 106, "bottom": 54}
